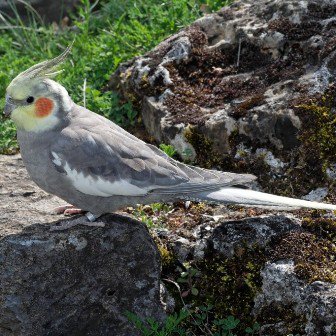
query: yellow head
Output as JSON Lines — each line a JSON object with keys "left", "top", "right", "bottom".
{"left": 4, "top": 46, "right": 73, "bottom": 132}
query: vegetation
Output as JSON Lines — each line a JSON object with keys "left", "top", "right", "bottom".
{"left": 0, "top": 0, "right": 230, "bottom": 153}
{"left": 160, "top": 143, "right": 177, "bottom": 158}
{"left": 133, "top": 202, "right": 173, "bottom": 228}
{"left": 126, "top": 307, "right": 261, "bottom": 336}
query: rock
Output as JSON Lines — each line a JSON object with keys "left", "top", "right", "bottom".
{"left": 157, "top": 211, "right": 303, "bottom": 262}
{"left": 0, "top": 154, "right": 65, "bottom": 238}
{"left": 254, "top": 261, "right": 336, "bottom": 335}
{"left": 255, "top": 148, "right": 286, "bottom": 172}
{"left": 172, "top": 237, "right": 194, "bottom": 261}
{"left": 209, "top": 214, "right": 302, "bottom": 258}
{"left": 0, "top": 154, "right": 165, "bottom": 336}
{"left": 326, "top": 164, "right": 336, "bottom": 180}
{"left": 160, "top": 283, "right": 175, "bottom": 314}
{"left": 109, "top": 0, "right": 336, "bottom": 194}
{"left": 0, "top": 215, "right": 164, "bottom": 336}
{"left": 303, "top": 187, "right": 329, "bottom": 202}
{"left": 0, "top": 0, "right": 79, "bottom": 23}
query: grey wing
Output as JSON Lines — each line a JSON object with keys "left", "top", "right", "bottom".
{"left": 50, "top": 123, "right": 256, "bottom": 197}
{"left": 50, "top": 126, "right": 193, "bottom": 197}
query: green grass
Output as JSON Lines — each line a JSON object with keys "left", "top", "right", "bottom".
{"left": 0, "top": 0, "right": 231, "bottom": 154}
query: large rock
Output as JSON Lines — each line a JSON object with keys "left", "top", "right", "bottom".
{"left": 0, "top": 155, "right": 164, "bottom": 336}
{"left": 254, "top": 261, "right": 336, "bottom": 335}
{"left": 109, "top": 0, "right": 336, "bottom": 194}
{"left": 209, "top": 214, "right": 302, "bottom": 258}
{"left": 0, "top": 0, "right": 79, "bottom": 23}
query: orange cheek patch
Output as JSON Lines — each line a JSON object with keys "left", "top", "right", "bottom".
{"left": 35, "top": 97, "right": 54, "bottom": 118}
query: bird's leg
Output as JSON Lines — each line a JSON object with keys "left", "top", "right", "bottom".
{"left": 50, "top": 212, "right": 105, "bottom": 231}
{"left": 53, "top": 204, "right": 84, "bottom": 216}
{"left": 86, "top": 212, "right": 98, "bottom": 222}
{"left": 81, "top": 212, "right": 105, "bottom": 227}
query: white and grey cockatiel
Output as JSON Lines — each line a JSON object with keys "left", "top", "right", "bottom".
{"left": 4, "top": 47, "right": 336, "bottom": 224}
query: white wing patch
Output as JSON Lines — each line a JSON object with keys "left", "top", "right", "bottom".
{"left": 51, "top": 151, "right": 148, "bottom": 197}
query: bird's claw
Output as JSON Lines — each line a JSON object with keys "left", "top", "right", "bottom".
{"left": 53, "top": 204, "right": 84, "bottom": 216}
{"left": 64, "top": 208, "right": 85, "bottom": 216}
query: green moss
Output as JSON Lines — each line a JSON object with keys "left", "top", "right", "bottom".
{"left": 184, "top": 127, "right": 293, "bottom": 195}
{"left": 155, "top": 215, "right": 336, "bottom": 334}
{"left": 177, "top": 245, "right": 267, "bottom": 333}
{"left": 184, "top": 127, "right": 224, "bottom": 168}
{"left": 156, "top": 243, "right": 176, "bottom": 271}
{"left": 302, "top": 217, "right": 336, "bottom": 243}
{"left": 183, "top": 127, "right": 249, "bottom": 173}
{"left": 179, "top": 86, "right": 336, "bottom": 199}
{"left": 267, "top": 89, "right": 336, "bottom": 196}
{"left": 296, "top": 95, "right": 336, "bottom": 169}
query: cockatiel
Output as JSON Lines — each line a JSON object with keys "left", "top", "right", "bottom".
{"left": 4, "top": 47, "right": 336, "bottom": 226}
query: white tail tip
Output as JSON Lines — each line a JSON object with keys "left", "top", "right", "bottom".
{"left": 204, "top": 188, "right": 336, "bottom": 211}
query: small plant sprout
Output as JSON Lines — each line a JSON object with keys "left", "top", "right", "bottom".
{"left": 160, "top": 144, "right": 177, "bottom": 158}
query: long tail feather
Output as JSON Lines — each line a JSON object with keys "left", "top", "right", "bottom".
{"left": 200, "top": 188, "right": 336, "bottom": 211}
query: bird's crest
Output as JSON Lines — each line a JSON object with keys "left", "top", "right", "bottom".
{"left": 9, "top": 44, "right": 72, "bottom": 87}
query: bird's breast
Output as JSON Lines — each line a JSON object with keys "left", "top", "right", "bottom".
{"left": 17, "top": 130, "right": 60, "bottom": 194}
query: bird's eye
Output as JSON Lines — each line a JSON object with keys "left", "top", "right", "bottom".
{"left": 26, "top": 96, "right": 35, "bottom": 104}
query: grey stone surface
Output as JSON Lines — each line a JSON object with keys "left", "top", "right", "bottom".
{"left": 254, "top": 261, "right": 336, "bottom": 335}
{"left": 0, "top": 155, "right": 66, "bottom": 237}
{"left": 0, "top": 155, "right": 164, "bottom": 336}
{"left": 303, "top": 187, "right": 329, "bottom": 202}
{"left": 0, "top": 0, "right": 79, "bottom": 23}
{"left": 109, "top": 0, "right": 336, "bottom": 174}
{"left": 209, "top": 214, "right": 302, "bottom": 258}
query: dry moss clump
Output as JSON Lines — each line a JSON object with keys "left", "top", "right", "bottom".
{"left": 230, "top": 94, "right": 266, "bottom": 120}
{"left": 257, "top": 303, "right": 306, "bottom": 336}
{"left": 269, "top": 231, "right": 336, "bottom": 284}
{"left": 302, "top": 217, "right": 336, "bottom": 242}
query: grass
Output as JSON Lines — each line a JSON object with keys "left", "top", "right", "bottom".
{"left": 0, "top": 0, "right": 231, "bottom": 154}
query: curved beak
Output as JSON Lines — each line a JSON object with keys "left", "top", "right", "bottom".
{"left": 3, "top": 95, "right": 16, "bottom": 117}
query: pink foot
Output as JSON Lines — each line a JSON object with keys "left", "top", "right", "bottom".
{"left": 53, "top": 205, "right": 84, "bottom": 216}
{"left": 64, "top": 208, "right": 85, "bottom": 216}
